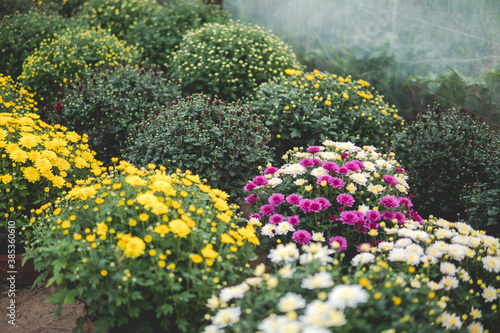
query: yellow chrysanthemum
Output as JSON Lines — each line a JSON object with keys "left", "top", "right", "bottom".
{"left": 96, "top": 222, "right": 108, "bottom": 236}
{"left": 9, "top": 149, "right": 28, "bottom": 163}
{"left": 18, "top": 134, "right": 41, "bottom": 149}
{"left": 154, "top": 225, "right": 170, "bottom": 237}
{"left": 221, "top": 233, "right": 236, "bottom": 244}
{"left": 22, "top": 167, "right": 40, "bottom": 183}
{"left": 124, "top": 237, "right": 146, "bottom": 258}
{"left": 125, "top": 175, "right": 147, "bottom": 187}
{"left": 169, "top": 219, "right": 191, "bottom": 238}
{"left": 201, "top": 243, "right": 219, "bottom": 259}
{"left": 191, "top": 254, "right": 203, "bottom": 264}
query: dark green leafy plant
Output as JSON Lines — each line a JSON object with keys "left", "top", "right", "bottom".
{"left": 390, "top": 106, "right": 500, "bottom": 227}
{"left": 37, "top": 0, "right": 87, "bottom": 17}
{"left": 0, "top": 0, "right": 36, "bottom": 17}
{"left": 0, "top": 9, "right": 77, "bottom": 79}
{"left": 46, "top": 62, "right": 180, "bottom": 162}
{"left": 122, "top": 93, "right": 274, "bottom": 198}
{"left": 251, "top": 69, "right": 403, "bottom": 161}
{"left": 168, "top": 20, "right": 303, "bottom": 101}
{"left": 125, "top": 0, "right": 231, "bottom": 66}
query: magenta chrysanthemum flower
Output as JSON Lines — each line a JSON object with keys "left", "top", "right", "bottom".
{"left": 396, "top": 167, "right": 405, "bottom": 173}
{"left": 408, "top": 210, "right": 423, "bottom": 223}
{"left": 298, "top": 199, "right": 313, "bottom": 213}
{"left": 268, "top": 193, "right": 285, "bottom": 206}
{"left": 330, "top": 177, "right": 344, "bottom": 189}
{"left": 292, "top": 229, "right": 312, "bottom": 245}
{"left": 368, "top": 221, "right": 379, "bottom": 230}
{"left": 310, "top": 201, "right": 322, "bottom": 213}
{"left": 269, "top": 214, "right": 285, "bottom": 224}
{"left": 322, "top": 161, "right": 339, "bottom": 171}
{"left": 264, "top": 166, "right": 279, "bottom": 175}
{"left": 312, "top": 158, "right": 322, "bottom": 165}
{"left": 354, "top": 220, "right": 368, "bottom": 233}
{"left": 260, "top": 204, "right": 275, "bottom": 216}
{"left": 286, "top": 194, "right": 302, "bottom": 205}
{"left": 329, "top": 236, "right": 347, "bottom": 251}
{"left": 299, "top": 158, "right": 315, "bottom": 167}
{"left": 398, "top": 196, "right": 413, "bottom": 208}
{"left": 287, "top": 215, "right": 300, "bottom": 226}
{"left": 314, "top": 197, "right": 331, "bottom": 210}
{"left": 353, "top": 160, "right": 364, "bottom": 169}
{"left": 306, "top": 146, "right": 321, "bottom": 153}
{"left": 244, "top": 183, "right": 256, "bottom": 191}
{"left": 380, "top": 195, "right": 400, "bottom": 209}
{"left": 336, "top": 167, "right": 349, "bottom": 175}
{"left": 251, "top": 175, "right": 268, "bottom": 187}
{"left": 366, "top": 210, "right": 381, "bottom": 222}
{"left": 340, "top": 210, "right": 360, "bottom": 225}
{"left": 394, "top": 211, "right": 405, "bottom": 224}
{"left": 343, "top": 161, "right": 361, "bottom": 172}
{"left": 382, "top": 174, "right": 398, "bottom": 186}
{"left": 249, "top": 213, "right": 261, "bottom": 220}
{"left": 382, "top": 211, "right": 395, "bottom": 220}
{"left": 245, "top": 194, "right": 260, "bottom": 205}
{"left": 337, "top": 193, "right": 355, "bottom": 207}
{"left": 317, "top": 175, "right": 334, "bottom": 186}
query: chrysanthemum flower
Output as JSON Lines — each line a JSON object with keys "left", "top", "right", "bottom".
{"left": 327, "top": 284, "right": 369, "bottom": 310}
{"left": 278, "top": 292, "right": 306, "bottom": 312}
{"left": 292, "top": 229, "right": 312, "bottom": 245}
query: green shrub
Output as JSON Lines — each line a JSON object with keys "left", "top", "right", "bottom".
{"left": 124, "top": 0, "right": 231, "bottom": 66}
{"left": 251, "top": 69, "right": 403, "bottom": 161}
{"left": 46, "top": 62, "right": 180, "bottom": 162}
{"left": 0, "top": 9, "right": 76, "bottom": 79}
{"left": 37, "top": 0, "right": 87, "bottom": 17}
{"left": 122, "top": 93, "right": 274, "bottom": 199}
{"left": 391, "top": 106, "right": 500, "bottom": 226}
{"left": 75, "top": 0, "right": 161, "bottom": 39}
{"left": 19, "top": 26, "right": 140, "bottom": 108}
{"left": 0, "top": 0, "right": 36, "bottom": 17}
{"left": 168, "top": 20, "right": 303, "bottom": 101}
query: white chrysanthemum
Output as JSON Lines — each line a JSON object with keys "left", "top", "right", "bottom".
{"left": 279, "top": 321, "right": 302, "bottom": 333}
{"left": 467, "top": 236, "right": 481, "bottom": 248}
{"left": 362, "top": 161, "right": 376, "bottom": 171}
{"left": 441, "top": 312, "right": 462, "bottom": 330}
{"left": 311, "top": 167, "right": 328, "bottom": 178}
{"left": 245, "top": 277, "right": 263, "bottom": 287}
{"left": 319, "top": 151, "right": 338, "bottom": 160}
{"left": 439, "top": 275, "right": 459, "bottom": 290}
{"left": 482, "top": 256, "right": 500, "bottom": 273}
{"left": 301, "top": 271, "right": 334, "bottom": 290}
{"left": 302, "top": 327, "right": 332, "bottom": 333}
{"left": 268, "top": 243, "right": 300, "bottom": 263}
{"left": 467, "top": 321, "right": 484, "bottom": 333}
{"left": 478, "top": 234, "right": 499, "bottom": 248}
{"left": 440, "top": 262, "right": 458, "bottom": 275}
{"left": 447, "top": 244, "right": 467, "bottom": 261}
{"left": 470, "top": 307, "right": 482, "bottom": 319}
{"left": 375, "top": 159, "right": 393, "bottom": 170}
{"left": 278, "top": 292, "right": 307, "bottom": 312}
{"left": 294, "top": 178, "right": 307, "bottom": 186}
{"left": 219, "top": 284, "right": 248, "bottom": 302}
{"left": 427, "top": 281, "right": 442, "bottom": 291}
{"left": 397, "top": 228, "right": 414, "bottom": 238}
{"left": 247, "top": 217, "right": 260, "bottom": 225}
{"left": 258, "top": 315, "right": 289, "bottom": 333}
{"left": 278, "top": 264, "right": 296, "bottom": 279}
{"left": 312, "top": 232, "right": 325, "bottom": 242}
{"left": 434, "top": 228, "right": 456, "bottom": 239}
{"left": 275, "top": 221, "right": 295, "bottom": 235}
{"left": 268, "top": 177, "right": 282, "bottom": 187}
{"left": 357, "top": 204, "right": 369, "bottom": 214}
{"left": 433, "top": 241, "right": 450, "bottom": 252}
{"left": 349, "top": 173, "right": 368, "bottom": 186}
{"left": 410, "top": 278, "right": 421, "bottom": 289}
{"left": 261, "top": 224, "right": 275, "bottom": 237}
{"left": 388, "top": 248, "right": 407, "bottom": 262}
{"left": 300, "top": 300, "right": 347, "bottom": 328}
{"left": 454, "top": 222, "right": 472, "bottom": 235}
{"left": 322, "top": 140, "right": 335, "bottom": 146}
{"left": 459, "top": 269, "right": 471, "bottom": 282}
{"left": 378, "top": 241, "right": 394, "bottom": 252}
{"left": 299, "top": 243, "right": 335, "bottom": 265}
{"left": 434, "top": 218, "right": 451, "bottom": 229}
{"left": 405, "top": 252, "right": 421, "bottom": 266}
{"left": 212, "top": 307, "right": 241, "bottom": 328}
{"left": 284, "top": 163, "right": 307, "bottom": 177}
{"left": 421, "top": 255, "right": 439, "bottom": 265}
{"left": 294, "top": 152, "right": 309, "bottom": 159}
{"left": 395, "top": 184, "right": 407, "bottom": 193}
{"left": 403, "top": 220, "right": 421, "bottom": 230}
{"left": 351, "top": 252, "right": 375, "bottom": 266}
{"left": 327, "top": 284, "right": 369, "bottom": 310}
{"left": 482, "top": 286, "right": 498, "bottom": 302}
{"left": 405, "top": 244, "right": 424, "bottom": 256}
{"left": 384, "top": 227, "right": 398, "bottom": 235}
{"left": 335, "top": 141, "right": 357, "bottom": 151}
{"left": 367, "top": 184, "right": 385, "bottom": 194}
{"left": 451, "top": 235, "right": 471, "bottom": 246}
{"left": 405, "top": 230, "right": 429, "bottom": 242}
{"left": 395, "top": 238, "right": 413, "bottom": 248}
{"left": 346, "top": 182, "right": 357, "bottom": 193}
{"left": 202, "top": 324, "right": 222, "bottom": 333}
{"left": 354, "top": 150, "right": 367, "bottom": 160}
{"left": 206, "top": 295, "right": 220, "bottom": 309}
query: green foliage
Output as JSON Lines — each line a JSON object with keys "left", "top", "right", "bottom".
{"left": 46, "top": 62, "right": 180, "bottom": 162}
{"left": 0, "top": 9, "right": 77, "bottom": 79}
{"left": 390, "top": 106, "right": 500, "bottom": 227}
{"left": 75, "top": 0, "right": 161, "bottom": 39}
{"left": 125, "top": 0, "right": 231, "bottom": 66}
{"left": 168, "top": 20, "right": 303, "bottom": 101}
{"left": 0, "top": 0, "right": 36, "bottom": 17}
{"left": 19, "top": 26, "right": 140, "bottom": 108}
{"left": 122, "top": 93, "right": 274, "bottom": 199}
{"left": 37, "top": 0, "right": 87, "bottom": 17}
{"left": 251, "top": 69, "right": 403, "bottom": 161}
{"left": 25, "top": 165, "right": 258, "bottom": 332}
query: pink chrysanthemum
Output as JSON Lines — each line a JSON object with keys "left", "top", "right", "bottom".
{"left": 244, "top": 183, "right": 256, "bottom": 191}
{"left": 269, "top": 214, "right": 285, "bottom": 224}
{"left": 337, "top": 193, "right": 355, "bottom": 207}
{"left": 299, "top": 158, "right": 315, "bottom": 167}
{"left": 264, "top": 166, "right": 279, "bottom": 175}
{"left": 366, "top": 210, "right": 381, "bottom": 222}
{"left": 268, "top": 193, "right": 285, "bottom": 206}
{"left": 298, "top": 199, "right": 313, "bottom": 213}
{"left": 329, "top": 236, "right": 348, "bottom": 251}
{"left": 368, "top": 221, "right": 379, "bottom": 230}
{"left": 340, "top": 210, "right": 360, "bottom": 225}
{"left": 306, "top": 146, "right": 321, "bottom": 153}
{"left": 249, "top": 213, "right": 261, "bottom": 220}
{"left": 343, "top": 161, "right": 361, "bottom": 172}
{"left": 292, "top": 229, "right": 312, "bottom": 245}
{"left": 251, "top": 175, "right": 269, "bottom": 187}
{"left": 260, "top": 204, "right": 275, "bottom": 216}
{"left": 312, "top": 158, "right": 322, "bottom": 165}
{"left": 382, "top": 211, "right": 395, "bottom": 220}
{"left": 322, "top": 161, "right": 339, "bottom": 171}
{"left": 245, "top": 194, "right": 260, "bottom": 205}
{"left": 398, "top": 196, "right": 413, "bottom": 208}
{"left": 331, "top": 177, "right": 344, "bottom": 189}
{"left": 380, "top": 195, "right": 400, "bottom": 209}
{"left": 407, "top": 210, "right": 423, "bottom": 223}
{"left": 314, "top": 197, "right": 331, "bottom": 210}
{"left": 336, "top": 167, "right": 349, "bottom": 175}
{"left": 354, "top": 220, "right": 368, "bottom": 233}
{"left": 382, "top": 174, "right": 398, "bottom": 186}
{"left": 317, "top": 175, "right": 334, "bottom": 186}
{"left": 286, "top": 194, "right": 302, "bottom": 205}
{"left": 309, "top": 201, "right": 322, "bottom": 213}
{"left": 287, "top": 215, "right": 300, "bottom": 226}
{"left": 394, "top": 211, "right": 406, "bottom": 224}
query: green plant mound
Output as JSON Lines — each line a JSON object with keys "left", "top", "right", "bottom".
{"left": 0, "top": 0, "right": 37, "bottom": 17}
{"left": 124, "top": 0, "right": 231, "bottom": 66}
{"left": 75, "top": 0, "right": 161, "bottom": 39}
{"left": 251, "top": 69, "right": 403, "bottom": 161}
{"left": 0, "top": 74, "right": 39, "bottom": 114}
{"left": 0, "top": 9, "right": 77, "bottom": 79}
{"left": 36, "top": 0, "right": 87, "bottom": 17}
{"left": 122, "top": 93, "right": 274, "bottom": 199}
{"left": 168, "top": 20, "right": 302, "bottom": 101}
{"left": 391, "top": 106, "right": 500, "bottom": 231}
{"left": 25, "top": 163, "right": 259, "bottom": 332}
{"left": 19, "top": 26, "right": 140, "bottom": 109}
{"left": 46, "top": 62, "right": 180, "bottom": 162}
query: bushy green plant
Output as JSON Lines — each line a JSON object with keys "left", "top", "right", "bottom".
{"left": 122, "top": 93, "right": 274, "bottom": 199}
{"left": 75, "top": 0, "right": 161, "bottom": 39}
{"left": 204, "top": 217, "right": 500, "bottom": 332}
{"left": 46, "top": 62, "right": 180, "bottom": 161}
{"left": 251, "top": 69, "right": 403, "bottom": 161}
{"left": 0, "top": 0, "right": 36, "bottom": 17}
{"left": 243, "top": 140, "right": 421, "bottom": 256}
{"left": 0, "top": 74, "right": 39, "bottom": 114}
{"left": 25, "top": 163, "right": 259, "bottom": 332}
{"left": 391, "top": 106, "right": 500, "bottom": 226}
{"left": 0, "top": 9, "right": 77, "bottom": 79}
{"left": 168, "top": 20, "right": 303, "bottom": 101}
{"left": 37, "top": 0, "right": 87, "bottom": 17}
{"left": 124, "top": 0, "right": 231, "bottom": 66}
{"left": 19, "top": 26, "right": 140, "bottom": 108}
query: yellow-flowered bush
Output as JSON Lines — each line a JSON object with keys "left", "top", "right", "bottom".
{"left": 0, "top": 74, "right": 38, "bottom": 114}
{"left": 0, "top": 112, "right": 101, "bottom": 230}
{"left": 24, "top": 162, "right": 259, "bottom": 332}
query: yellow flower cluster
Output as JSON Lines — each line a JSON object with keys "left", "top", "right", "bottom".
{"left": 0, "top": 74, "right": 38, "bottom": 113}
